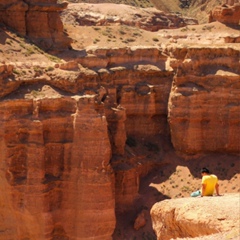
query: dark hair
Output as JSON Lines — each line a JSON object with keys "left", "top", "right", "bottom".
{"left": 201, "top": 167, "right": 210, "bottom": 174}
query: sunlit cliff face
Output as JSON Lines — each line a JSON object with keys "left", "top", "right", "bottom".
{"left": 0, "top": 1, "right": 239, "bottom": 239}
{"left": 0, "top": 0, "right": 71, "bottom": 50}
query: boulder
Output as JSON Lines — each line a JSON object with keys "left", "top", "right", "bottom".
{"left": 151, "top": 194, "right": 240, "bottom": 240}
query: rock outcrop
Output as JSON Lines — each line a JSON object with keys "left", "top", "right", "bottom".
{"left": 0, "top": 96, "right": 116, "bottom": 240}
{"left": 0, "top": 0, "right": 240, "bottom": 235}
{"left": 0, "top": 46, "right": 173, "bottom": 239}
{"left": 61, "top": 3, "right": 198, "bottom": 31}
{"left": 167, "top": 46, "right": 240, "bottom": 155}
{"left": 0, "top": 39, "right": 240, "bottom": 238}
{"left": 209, "top": 1, "right": 240, "bottom": 25}
{"left": 0, "top": 0, "right": 71, "bottom": 50}
{"left": 151, "top": 194, "right": 240, "bottom": 240}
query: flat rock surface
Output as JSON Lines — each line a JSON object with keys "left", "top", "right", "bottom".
{"left": 151, "top": 193, "right": 240, "bottom": 240}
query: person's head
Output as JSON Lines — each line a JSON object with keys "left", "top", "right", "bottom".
{"left": 201, "top": 167, "right": 210, "bottom": 176}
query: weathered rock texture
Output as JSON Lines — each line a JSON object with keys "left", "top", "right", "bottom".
{"left": 0, "top": 45, "right": 240, "bottom": 239}
{"left": 225, "top": 0, "right": 239, "bottom": 5}
{"left": 151, "top": 194, "right": 240, "bottom": 240}
{"left": 167, "top": 46, "right": 240, "bottom": 155}
{"left": 0, "top": 0, "right": 71, "bottom": 50}
{"left": 209, "top": 1, "right": 240, "bottom": 25}
{"left": 0, "top": 96, "right": 116, "bottom": 240}
{"left": 61, "top": 3, "right": 198, "bottom": 31}
{"left": 0, "top": 46, "right": 174, "bottom": 239}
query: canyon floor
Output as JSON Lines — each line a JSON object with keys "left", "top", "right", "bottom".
{"left": 0, "top": 3, "right": 240, "bottom": 240}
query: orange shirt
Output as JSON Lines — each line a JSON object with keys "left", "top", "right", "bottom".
{"left": 202, "top": 174, "right": 218, "bottom": 196}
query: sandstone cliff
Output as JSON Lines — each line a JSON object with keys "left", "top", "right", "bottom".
{"left": 209, "top": 1, "right": 240, "bottom": 25}
{"left": 0, "top": 1, "right": 240, "bottom": 240}
{"left": 151, "top": 194, "right": 240, "bottom": 240}
{"left": 0, "top": 96, "right": 116, "bottom": 239}
{"left": 1, "top": 43, "right": 239, "bottom": 239}
{"left": 0, "top": 0, "right": 71, "bottom": 50}
{"left": 167, "top": 46, "right": 240, "bottom": 155}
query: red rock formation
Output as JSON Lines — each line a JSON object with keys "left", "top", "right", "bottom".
{"left": 134, "top": 210, "right": 147, "bottom": 230}
{"left": 0, "top": 46, "right": 174, "bottom": 238}
{"left": 151, "top": 194, "right": 240, "bottom": 240}
{"left": 62, "top": 3, "right": 198, "bottom": 31}
{"left": 0, "top": 97, "right": 116, "bottom": 240}
{"left": 209, "top": 2, "right": 240, "bottom": 25}
{"left": 0, "top": 0, "right": 71, "bottom": 50}
{"left": 224, "top": 0, "right": 239, "bottom": 6}
{"left": 167, "top": 46, "right": 240, "bottom": 155}
{"left": 0, "top": 43, "right": 239, "bottom": 239}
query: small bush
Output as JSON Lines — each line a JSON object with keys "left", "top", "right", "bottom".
{"left": 122, "top": 38, "right": 135, "bottom": 43}
{"left": 6, "top": 39, "right": 13, "bottom": 45}
{"left": 45, "top": 66, "right": 54, "bottom": 72}
{"left": 13, "top": 69, "right": 20, "bottom": 75}
{"left": 119, "top": 30, "right": 126, "bottom": 35}
{"left": 93, "top": 27, "right": 101, "bottom": 31}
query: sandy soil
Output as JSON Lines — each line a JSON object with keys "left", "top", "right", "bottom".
{"left": 62, "top": 3, "right": 240, "bottom": 51}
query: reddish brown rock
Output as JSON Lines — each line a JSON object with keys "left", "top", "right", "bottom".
{"left": 151, "top": 194, "right": 240, "bottom": 240}
{"left": 0, "top": 41, "right": 239, "bottom": 239}
{"left": 0, "top": 0, "right": 71, "bottom": 50}
{"left": 134, "top": 210, "right": 147, "bottom": 230}
{"left": 0, "top": 0, "right": 28, "bottom": 35}
{"left": 168, "top": 46, "right": 240, "bottom": 155}
{"left": 61, "top": 3, "right": 198, "bottom": 31}
{"left": 0, "top": 97, "right": 116, "bottom": 240}
{"left": 105, "top": 106, "right": 127, "bottom": 155}
{"left": 224, "top": 0, "right": 239, "bottom": 7}
{"left": 209, "top": 2, "right": 240, "bottom": 25}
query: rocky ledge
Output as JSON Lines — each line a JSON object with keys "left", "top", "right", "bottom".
{"left": 61, "top": 3, "right": 198, "bottom": 31}
{"left": 151, "top": 193, "right": 240, "bottom": 240}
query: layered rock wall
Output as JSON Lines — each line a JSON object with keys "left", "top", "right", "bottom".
{"left": 0, "top": 97, "right": 115, "bottom": 240}
{"left": 209, "top": 1, "right": 240, "bottom": 25}
{"left": 0, "top": 0, "right": 71, "bottom": 50}
{"left": 0, "top": 45, "right": 240, "bottom": 238}
{"left": 168, "top": 46, "right": 240, "bottom": 154}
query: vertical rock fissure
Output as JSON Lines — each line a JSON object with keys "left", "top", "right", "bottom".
{"left": 22, "top": 0, "right": 29, "bottom": 36}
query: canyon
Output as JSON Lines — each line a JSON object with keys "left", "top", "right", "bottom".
{"left": 0, "top": 0, "right": 240, "bottom": 240}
